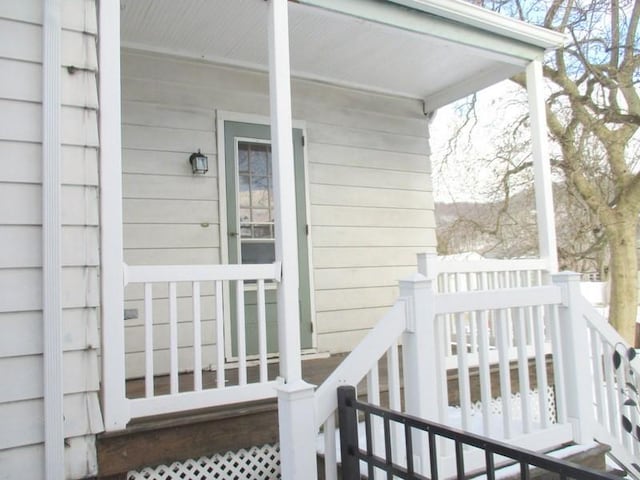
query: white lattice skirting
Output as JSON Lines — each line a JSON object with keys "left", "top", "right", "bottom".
{"left": 128, "top": 444, "right": 281, "bottom": 480}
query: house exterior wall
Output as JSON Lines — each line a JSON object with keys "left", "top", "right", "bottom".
{"left": 121, "top": 49, "right": 436, "bottom": 371}
{"left": 0, "top": 1, "right": 103, "bottom": 478}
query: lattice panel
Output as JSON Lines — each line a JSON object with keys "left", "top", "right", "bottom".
{"left": 128, "top": 444, "right": 280, "bottom": 480}
{"left": 466, "top": 387, "right": 557, "bottom": 424}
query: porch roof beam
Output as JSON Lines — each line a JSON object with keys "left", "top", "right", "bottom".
{"left": 423, "top": 63, "right": 521, "bottom": 113}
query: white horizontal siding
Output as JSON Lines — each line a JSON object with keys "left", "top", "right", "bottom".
{"left": 0, "top": 4, "right": 101, "bottom": 478}
{"left": 0, "top": 350, "right": 99, "bottom": 403}
{"left": 0, "top": 142, "right": 98, "bottom": 186}
{"left": 0, "top": 0, "right": 97, "bottom": 33}
{"left": 121, "top": 49, "right": 436, "bottom": 356}
{"left": 0, "top": 309, "right": 99, "bottom": 359}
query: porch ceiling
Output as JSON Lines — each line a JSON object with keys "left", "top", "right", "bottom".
{"left": 120, "top": 0, "right": 563, "bottom": 110}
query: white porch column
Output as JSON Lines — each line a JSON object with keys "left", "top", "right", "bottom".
{"left": 99, "top": 0, "right": 129, "bottom": 430}
{"left": 527, "top": 59, "right": 558, "bottom": 273}
{"left": 267, "top": 1, "right": 317, "bottom": 478}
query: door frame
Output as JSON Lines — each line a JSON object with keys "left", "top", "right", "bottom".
{"left": 216, "top": 110, "right": 317, "bottom": 361}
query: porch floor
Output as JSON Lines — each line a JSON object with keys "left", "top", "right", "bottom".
{"left": 124, "top": 353, "right": 348, "bottom": 399}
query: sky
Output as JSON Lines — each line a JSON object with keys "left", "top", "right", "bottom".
{"left": 430, "top": 80, "right": 531, "bottom": 204}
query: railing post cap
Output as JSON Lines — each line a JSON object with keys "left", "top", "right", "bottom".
{"left": 399, "top": 272, "right": 429, "bottom": 284}
{"left": 551, "top": 271, "right": 581, "bottom": 283}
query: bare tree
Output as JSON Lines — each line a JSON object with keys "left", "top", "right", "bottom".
{"left": 453, "top": 0, "right": 640, "bottom": 345}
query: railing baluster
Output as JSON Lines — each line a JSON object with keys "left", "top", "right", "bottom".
{"left": 589, "top": 327, "right": 605, "bottom": 425}
{"left": 257, "top": 279, "right": 268, "bottom": 383}
{"left": 367, "top": 364, "right": 383, "bottom": 469}
{"left": 477, "top": 309, "right": 492, "bottom": 436}
{"left": 386, "top": 343, "right": 402, "bottom": 464}
{"left": 532, "top": 305, "right": 549, "bottom": 429}
{"left": 192, "top": 281, "right": 202, "bottom": 392}
{"left": 236, "top": 280, "right": 247, "bottom": 386}
{"left": 615, "top": 353, "right": 632, "bottom": 450}
{"left": 144, "top": 282, "right": 154, "bottom": 398}
{"left": 548, "top": 304, "right": 567, "bottom": 424}
{"left": 456, "top": 312, "right": 471, "bottom": 432}
{"left": 496, "top": 308, "right": 513, "bottom": 438}
{"left": 514, "top": 306, "right": 531, "bottom": 434}
{"left": 602, "top": 342, "right": 619, "bottom": 438}
{"left": 215, "top": 280, "right": 225, "bottom": 389}
{"left": 323, "top": 414, "right": 338, "bottom": 480}
{"left": 169, "top": 281, "right": 178, "bottom": 394}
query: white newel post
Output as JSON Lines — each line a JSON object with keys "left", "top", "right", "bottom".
{"left": 400, "top": 274, "right": 443, "bottom": 476}
{"left": 527, "top": 59, "right": 558, "bottom": 274}
{"left": 416, "top": 252, "right": 438, "bottom": 281}
{"left": 267, "top": 1, "right": 317, "bottom": 478}
{"left": 552, "top": 272, "right": 593, "bottom": 444}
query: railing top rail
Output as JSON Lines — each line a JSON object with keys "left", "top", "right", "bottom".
{"left": 123, "top": 262, "right": 282, "bottom": 284}
{"left": 434, "top": 285, "right": 562, "bottom": 315}
{"left": 314, "top": 300, "right": 408, "bottom": 429}
{"left": 430, "top": 257, "right": 550, "bottom": 274}
{"left": 339, "top": 386, "right": 619, "bottom": 480}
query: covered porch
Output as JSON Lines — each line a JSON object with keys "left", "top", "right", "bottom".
{"left": 95, "top": 0, "right": 581, "bottom": 478}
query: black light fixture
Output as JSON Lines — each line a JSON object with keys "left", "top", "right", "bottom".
{"left": 189, "top": 150, "right": 208, "bottom": 175}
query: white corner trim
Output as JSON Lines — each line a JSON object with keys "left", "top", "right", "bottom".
{"left": 42, "top": 0, "right": 65, "bottom": 477}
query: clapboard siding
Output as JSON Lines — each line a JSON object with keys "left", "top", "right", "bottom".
{"left": 0, "top": 309, "right": 99, "bottom": 359}
{"left": 312, "top": 205, "right": 434, "bottom": 228}
{"left": 121, "top": 50, "right": 436, "bottom": 356}
{"left": 0, "top": 100, "right": 99, "bottom": 146}
{"left": 0, "top": 59, "right": 98, "bottom": 108}
{"left": 0, "top": 392, "right": 102, "bottom": 451}
{"left": 0, "top": 350, "right": 99, "bottom": 403}
{"left": 307, "top": 142, "right": 430, "bottom": 173}
{"left": 0, "top": 0, "right": 97, "bottom": 33}
{"left": 124, "top": 248, "right": 221, "bottom": 266}
{"left": 0, "top": 142, "right": 99, "bottom": 186}
{"left": 313, "top": 246, "right": 423, "bottom": 269}
{"left": 0, "top": 4, "right": 102, "bottom": 478}
{"left": 0, "top": 226, "right": 99, "bottom": 268}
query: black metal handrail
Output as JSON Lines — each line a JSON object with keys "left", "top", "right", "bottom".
{"left": 337, "top": 386, "right": 618, "bottom": 480}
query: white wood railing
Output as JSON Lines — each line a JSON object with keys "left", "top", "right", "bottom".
{"left": 418, "top": 253, "right": 551, "bottom": 363}
{"left": 582, "top": 295, "right": 640, "bottom": 476}
{"left": 118, "top": 262, "right": 281, "bottom": 421}
{"left": 314, "top": 270, "right": 587, "bottom": 480}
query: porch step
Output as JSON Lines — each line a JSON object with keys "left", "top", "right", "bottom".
{"left": 477, "top": 442, "right": 617, "bottom": 480}
{"left": 96, "top": 399, "right": 279, "bottom": 479}
{"left": 317, "top": 443, "right": 616, "bottom": 480}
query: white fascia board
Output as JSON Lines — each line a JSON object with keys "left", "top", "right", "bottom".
{"left": 298, "top": 0, "right": 566, "bottom": 61}
{"left": 390, "top": 0, "right": 567, "bottom": 50}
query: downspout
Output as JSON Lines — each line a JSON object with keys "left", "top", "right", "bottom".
{"left": 42, "top": 0, "right": 65, "bottom": 477}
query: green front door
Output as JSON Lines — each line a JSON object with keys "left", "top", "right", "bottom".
{"left": 224, "top": 121, "right": 312, "bottom": 356}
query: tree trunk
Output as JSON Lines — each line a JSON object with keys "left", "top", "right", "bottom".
{"left": 606, "top": 219, "right": 639, "bottom": 346}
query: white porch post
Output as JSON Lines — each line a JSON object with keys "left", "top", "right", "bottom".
{"left": 552, "top": 272, "right": 593, "bottom": 444}
{"left": 99, "top": 0, "right": 129, "bottom": 430}
{"left": 527, "top": 59, "right": 558, "bottom": 273}
{"left": 267, "top": 1, "right": 317, "bottom": 478}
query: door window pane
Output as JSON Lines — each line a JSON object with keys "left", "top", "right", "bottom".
{"left": 237, "top": 141, "right": 276, "bottom": 264}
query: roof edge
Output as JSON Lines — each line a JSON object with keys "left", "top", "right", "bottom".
{"left": 389, "top": 0, "right": 566, "bottom": 50}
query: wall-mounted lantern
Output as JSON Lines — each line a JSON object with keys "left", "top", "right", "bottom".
{"left": 189, "top": 150, "right": 208, "bottom": 175}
